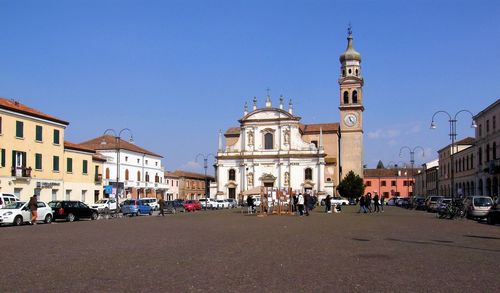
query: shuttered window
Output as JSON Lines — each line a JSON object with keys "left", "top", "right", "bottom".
{"left": 35, "top": 153, "right": 42, "bottom": 170}
{"left": 53, "top": 129, "right": 60, "bottom": 144}
{"left": 67, "top": 158, "right": 73, "bottom": 173}
{"left": 35, "top": 125, "right": 43, "bottom": 141}
{"left": 16, "top": 121, "right": 24, "bottom": 138}
{"left": 53, "top": 156, "right": 59, "bottom": 172}
{"left": 82, "top": 160, "right": 88, "bottom": 174}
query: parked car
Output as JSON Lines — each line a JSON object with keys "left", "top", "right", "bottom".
{"left": 486, "top": 200, "right": 500, "bottom": 225}
{"left": 183, "top": 200, "right": 197, "bottom": 212}
{"left": 48, "top": 200, "right": 99, "bottom": 222}
{"left": 121, "top": 199, "right": 153, "bottom": 216}
{"left": 386, "top": 197, "right": 400, "bottom": 206}
{"left": 426, "top": 196, "right": 444, "bottom": 212}
{"left": 141, "top": 197, "right": 159, "bottom": 211}
{"left": 199, "top": 198, "right": 215, "bottom": 209}
{"left": 348, "top": 198, "right": 357, "bottom": 205}
{"left": 227, "top": 198, "right": 238, "bottom": 208}
{"left": 163, "top": 200, "right": 185, "bottom": 214}
{"left": 0, "top": 193, "right": 20, "bottom": 209}
{"left": 0, "top": 201, "right": 53, "bottom": 226}
{"left": 90, "top": 198, "right": 118, "bottom": 213}
{"left": 463, "top": 196, "right": 493, "bottom": 219}
{"left": 411, "top": 196, "right": 426, "bottom": 210}
{"left": 321, "top": 196, "right": 349, "bottom": 206}
{"left": 216, "top": 199, "right": 230, "bottom": 209}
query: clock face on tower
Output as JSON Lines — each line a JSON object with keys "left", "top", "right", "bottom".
{"left": 344, "top": 113, "right": 357, "bottom": 127}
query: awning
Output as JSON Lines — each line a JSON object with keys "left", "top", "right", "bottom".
{"left": 242, "top": 186, "right": 263, "bottom": 196}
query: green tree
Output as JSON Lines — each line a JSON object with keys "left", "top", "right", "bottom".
{"left": 337, "top": 171, "right": 365, "bottom": 199}
{"left": 376, "top": 160, "right": 385, "bottom": 169}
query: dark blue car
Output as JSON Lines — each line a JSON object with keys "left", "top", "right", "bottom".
{"left": 121, "top": 199, "right": 153, "bottom": 216}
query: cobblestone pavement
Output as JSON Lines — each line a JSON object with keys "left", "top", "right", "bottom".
{"left": 1, "top": 206, "right": 499, "bottom": 292}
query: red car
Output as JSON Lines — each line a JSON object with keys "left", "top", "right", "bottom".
{"left": 183, "top": 200, "right": 201, "bottom": 212}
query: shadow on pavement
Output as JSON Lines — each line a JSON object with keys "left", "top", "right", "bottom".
{"left": 385, "top": 237, "right": 500, "bottom": 253}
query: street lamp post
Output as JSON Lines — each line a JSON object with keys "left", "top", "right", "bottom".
{"left": 399, "top": 146, "right": 425, "bottom": 197}
{"left": 102, "top": 128, "right": 134, "bottom": 213}
{"left": 430, "top": 110, "right": 477, "bottom": 202}
{"left": 196, "top": 153, "right": 214, "bottom": 210}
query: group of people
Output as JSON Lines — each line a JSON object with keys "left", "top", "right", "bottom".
{"left": 358, "top": 192, "right": 384, "bottom": 213}
{"left": 246, "top": 192, "right": 319, "bottom": 216}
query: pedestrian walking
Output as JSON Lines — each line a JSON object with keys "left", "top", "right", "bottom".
{"left": 158, "top": 196, "right": 165, "bottom": 216}
{"left": 366, "top": 193, "right": 373, "bottom": 213}
{"left": 304, "top": 193, "right": 311, "bottom": 216}
{"left": 325, "top": 194, "right": 332, "bottom": 213}
{"left": 292, "top": 194, "right": 298, "bottom": 213}
{"left": 247, "top": 195, "right": 255, "bottom": 213}
{"left": 374, "top": 193, "right": 380, "bottom": 213}
{"left": 380, "top": 196, "right": 385, "bottom": 212}
{"left": 297, "top": 193, "right": 305, "bottom": 216}
{"left": 28, "top": 194, "right": 38, "bottom": 225}
{"left": 358, "top": 195, "right": 367, "bottom": 213}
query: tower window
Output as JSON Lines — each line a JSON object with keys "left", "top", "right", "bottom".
{"left": 356, "top": 69, "right": 359, "bottom": 76}
{"left": 342, "top": 69, "right": 346, "bottom": 77}
{"left": 348, "top": 69, "right": 352, "bottom": 74}
{"left": 343, "top": 91, "right": 349, "bottom": 104}
{"left": 264, "top": 133, "right": 274, "bottom": 149}
{"left": 352, "top": 90, "right": 358, "bottom": 104}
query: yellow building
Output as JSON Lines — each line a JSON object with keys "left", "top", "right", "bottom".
{"left": 0, "top": 97, "right": 103, "bottom": 203}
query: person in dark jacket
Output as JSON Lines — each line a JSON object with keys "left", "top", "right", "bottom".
{"left": 247, "top": 195, "right": 255, "bottom": 213}
{"left": 28, "top": 194, "right": 38, "bottom": 225}
{"left": 158, "top": 196, "right": 165, "bottom": 216}
{"left": 358, "top": 195, "right": 366, "bottom": 213}
{"left": 304, "top": 193, "right": 311, "bottom": 216}
{"left": 325, "top": 194, "right": 332, "bottom": 213}
{"left": 374, "top": 193, "right": 380, "bottom": 213}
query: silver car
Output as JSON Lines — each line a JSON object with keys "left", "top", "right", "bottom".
{"left": 464, "top": 196, "right": 493, "bottom": 219}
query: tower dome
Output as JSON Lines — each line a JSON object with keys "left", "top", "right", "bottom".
{"left": 339, "top": 29, "right": 361, "bottom": 63}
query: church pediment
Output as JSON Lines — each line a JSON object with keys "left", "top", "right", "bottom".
{"left": 240, "top": 108, "right": 299, "bottom": 123}
{"left": 259, "top": 173, "right": 277, "bottom": 183}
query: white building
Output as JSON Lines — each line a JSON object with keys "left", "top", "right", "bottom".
{"left": 80, "top": 135, "right": 168, "bottom": 200}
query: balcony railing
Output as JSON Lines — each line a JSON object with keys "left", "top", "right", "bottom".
{"left": 11, "top": 166, "right": 32, "bottom": 178}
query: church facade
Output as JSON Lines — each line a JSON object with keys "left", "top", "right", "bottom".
{"left": 215, "top": 30, "right": 364, "bottom": 200}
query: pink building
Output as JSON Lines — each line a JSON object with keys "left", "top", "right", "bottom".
{"left": 363, "top": 168, "right": 421, "bottom": 199}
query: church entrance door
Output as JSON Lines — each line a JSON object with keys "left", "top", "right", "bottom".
{"left": 229, "top": 188, "right": 236, "bottom": 199}
{"left": 264, "top": 182, "right": 274, "bottom": 188}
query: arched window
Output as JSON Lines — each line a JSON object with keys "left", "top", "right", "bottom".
{"left": 305, "top": 168, "right": 312, "bottom": 180}
{"left": 352, "top": 90, "right": 358, "bottom": 104}
{"left": 105, "top": 168, "right": 110, "bottom": 179}
{"left": 137, "top": 171, "right": 141, "bottom": 182}
{"left": 264, "top": 133, "right": 273, "bottom": 150}
{"left": 343, "top": 91, "right": 349, "bottom": 104}
{"left": 125, "top": 169, "right": 129, "bottom": 180}
{"left": 356, "top": 69, "right": 359, "bottom": 76}
{"left": 145, "top": 172, "right": 150, "bottom": 182}
{"left": 493, "top": 142, "right": 497, "bottom": 160}
{"left": 229, "top": 169, "right": 236, "bottom": 181}
{"left": 486, "top": 144, "right": 490, "bottom": 161}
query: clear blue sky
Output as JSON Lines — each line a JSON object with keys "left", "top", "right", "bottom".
{"left": 1, "top": 0, "right": 498, "bottom": 174}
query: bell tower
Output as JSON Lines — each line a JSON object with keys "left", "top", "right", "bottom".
{"left": 339, "top": 26, "right": 364, "bottom": 179}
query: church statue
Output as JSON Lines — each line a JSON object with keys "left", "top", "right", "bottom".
{"left": 284, "top": 172, "right": 290, "bottom": 186}
{"left": 247, "top": 173, "right": 253, "bottom": 186}
{"left": 284, "top": 129, "right": 290, "bottom": 144}
{"left": 248, "top": 130, "right": 254, "bottom": 146}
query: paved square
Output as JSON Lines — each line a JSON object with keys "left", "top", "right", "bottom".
{"left": 1, "top": 206, "right": 499, "bottom": 292}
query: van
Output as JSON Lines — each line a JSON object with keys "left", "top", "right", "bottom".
{"left": 0, "top": 193, "right": 20, "bottom": 209}
{"left": 141, "top": 197, "right": 159, "bottom": 210}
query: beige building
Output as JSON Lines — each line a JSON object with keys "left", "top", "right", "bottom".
{"left": 170, "top": 170, "right": 214, "bottom": 200}
{"left": 475, "top": 99, "right": 500, "bottom": 198}
{"left": 164, "top": 171, "right": 180, "bottom": 200}
{"left": 0, "top": 98, "right": 103, "bottom": 203}
{"left": 437, "top": 137, "right": 475, "bottom": 197}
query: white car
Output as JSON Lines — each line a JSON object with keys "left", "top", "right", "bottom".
{"left": 216, "top": 199, "right": 230, "bottom": 209}
{"left": 141, "top": 198, "right": 159, "bottom": 210}
{"left": 330, "top": 197, "right": 349, "bottom": 206}
{"left": 0, "top": 193, "right": 20, "bottom": 209}
{"left": 0, "top": 201, "right": 53, "bottom": 226}
{"left": 91, "top": 198, "right": 118, "bottom": 212}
